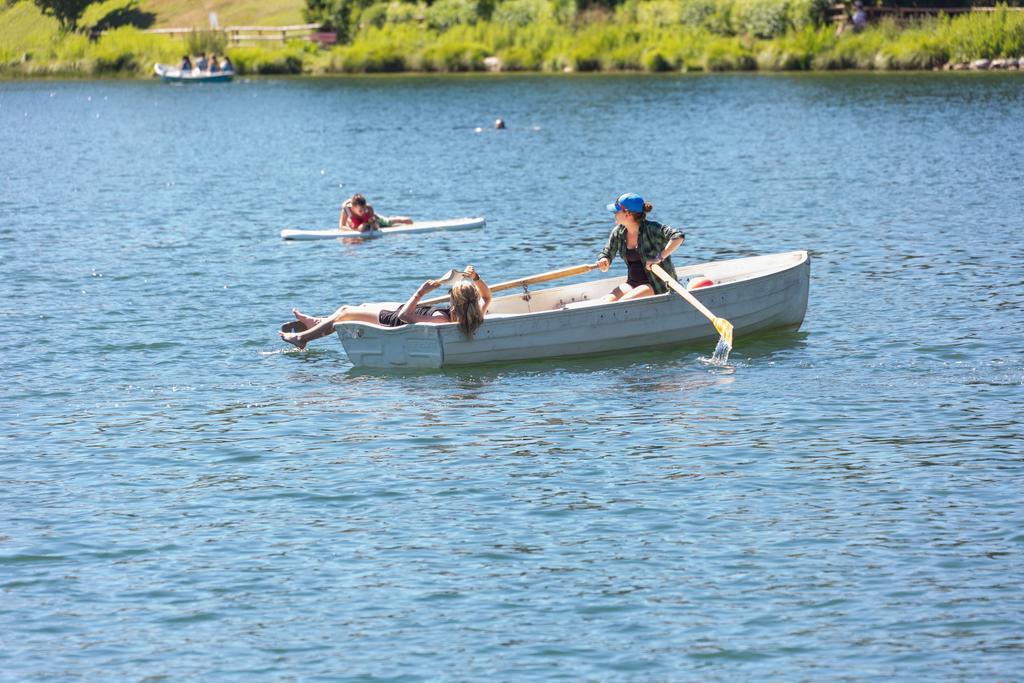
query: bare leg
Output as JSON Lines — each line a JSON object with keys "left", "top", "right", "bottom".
{"left": 291, "top": 303, "right": 379, "bottom": 330}
{"left": 280, "top": 305, "right": 387, "bottom": 349}
{"left": 390, "top": 216, "right": 413, "bottom": 225}
{"left": 280, "top": 314, "right": 336, "bottom": 350}
{"left": 601, "top": 284, "right": 632, "bottom": 302}
{"left": 292, "top": 308, "right": 322, "bottom": 328}
{"left": 619, "top": 284, "right": 654, "bottom": 301}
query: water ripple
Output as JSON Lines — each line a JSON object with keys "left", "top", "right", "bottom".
{"left": 1, "top": 74, "right": 1022, "bottom": 682}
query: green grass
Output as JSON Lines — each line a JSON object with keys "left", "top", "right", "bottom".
{"left": 3, "top": 0, "right": 1024, "bottom": 76}
{"left": 809, "top": 9, "right": 1024, "bottom": 69}
{"left": 138, "top": 0, "right": 305, "bottom": 29}
{"left": 0, "top": 1, "right": 60, "bottom": 64}
{"left": 940, "top": 5, "right": 1024, "bottom": 60}
{"left": 3, "top": 0, "right": 307, "bottom": 33}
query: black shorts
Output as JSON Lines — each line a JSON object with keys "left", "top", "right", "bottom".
{"left": 377, "top": 309, "right": 405, "bottom": 327}
{"left": 377, "top": 306, "right": 446, "bottom": 327}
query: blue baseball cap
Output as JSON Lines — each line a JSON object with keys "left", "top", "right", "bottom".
{"left": 607, "top": 193, "right": 645, "bottom": 213}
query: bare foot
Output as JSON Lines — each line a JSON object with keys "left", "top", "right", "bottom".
{"left": 292, "top": 308, "right": 321, "bottom": 329}
{"left": 280, "top": 331, "right": 308, "bottom": 350}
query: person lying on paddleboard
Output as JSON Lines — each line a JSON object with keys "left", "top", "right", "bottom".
{"left": 339, "top": 194, "right": 414, "bottom": 232}
{"left": 280, "top": 266, "right": 492, "bottom": 350}
{"left": 595, "top": 193, "right": 685, "bottom": 302}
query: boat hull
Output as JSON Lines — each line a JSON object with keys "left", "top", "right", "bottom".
{"left": 280, "top": 217, "right": 485, "bottom": 241}
{"left": 335, "top": 251, "right": 810, "bottom": 368}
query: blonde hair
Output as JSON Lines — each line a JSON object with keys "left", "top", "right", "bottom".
{"left": 448, "top": 281, "right": 484, "bottom": 339}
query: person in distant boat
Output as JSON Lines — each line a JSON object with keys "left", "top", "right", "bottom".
{"left": 181, "top": 55, "right": 193, "bottom": 72}
{"left": 836, "top": 0, "right": 868, "bottom": 36}
{"left": 208, "top": 55, "right": 221, "bottom": 74}
{"left": 220, "top": 55, "right": 233, "bottom": 72}
{"left": 852, "top": 0, "right": 867, "bottom": 31}
{"left": 195, "top": 53, "right": 208, "bottom": 71}
{"left": 280, "top": 266, "right": 492, "bottom": 350}
{"left": 339, "top": 193, "right": 413, "bottom": 232}
{"left": 595, "top": 193, "right": 684, "bottom": 302}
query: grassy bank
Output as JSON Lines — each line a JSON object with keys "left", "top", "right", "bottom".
{"left": 3, "top": 0, "right": 1024, "bottom": 77}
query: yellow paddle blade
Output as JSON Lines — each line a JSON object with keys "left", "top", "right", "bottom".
{"left": 713, "top": 317, "right": 734, "bottom": 349}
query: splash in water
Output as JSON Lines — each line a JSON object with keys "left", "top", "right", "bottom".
{"left": 710, "top": 335, "right": 732, "bottom": 365}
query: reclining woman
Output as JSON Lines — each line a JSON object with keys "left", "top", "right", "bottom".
{"left": 340, "top": 193, "right": 413, "bottom": 232}
{"left": 596, "top": 192, "right": 684, "bottom": 301}
{"left": 280, "top": 266, "right": 491, "bottom": 350}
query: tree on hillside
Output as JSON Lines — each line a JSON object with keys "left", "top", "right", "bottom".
{"left": 305, "top": 0, "right": 356, "bottom": 41}
{"left": 33, "top": 0, "right": 95, "bottom": 31}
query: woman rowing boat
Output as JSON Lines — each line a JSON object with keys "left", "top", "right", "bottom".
{"left": 596, "top": 193, "right": 685, "bottom": 301}
{"left": 280, "top": 266, "right": 492, "bottom": 350}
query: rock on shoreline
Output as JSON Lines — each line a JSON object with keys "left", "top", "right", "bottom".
{"left": 944, "top": 57, "right": 1021, "bottom": 71}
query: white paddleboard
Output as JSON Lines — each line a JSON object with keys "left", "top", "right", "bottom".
{"left": 280, "top": 217, "right": 485, "bottom": 241}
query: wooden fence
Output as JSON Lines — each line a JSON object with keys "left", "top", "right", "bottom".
{"left": 142, "top": 24, "right": 336, "bottom": 47}
{"left": 829, "top": 3, "right": 1024, "bottom": 24}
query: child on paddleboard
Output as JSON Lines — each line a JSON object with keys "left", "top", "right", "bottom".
{"left": 339, "top": 194, "right": 414, "bottom": 232}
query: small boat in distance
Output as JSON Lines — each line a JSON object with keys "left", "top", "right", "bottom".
{"left": 334, "top": 251, "right": 810, "bottom": 368}
{"left": 154, "top": 64, "right": 234, "bottom": 83}
{"left": 280, "top": 217, "right": 486, "bottom": 241}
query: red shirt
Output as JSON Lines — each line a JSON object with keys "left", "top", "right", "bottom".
{"left": 346, "top": 205, "right": 376, "bottom": 230}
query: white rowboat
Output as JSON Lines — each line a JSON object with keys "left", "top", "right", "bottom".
{"left": 280, "top": 217, "right": 485, "bottom": 241}
{"left": 154, "top": 64, "right": 234, "bottom": 83}
{"left": 334, "top": 251, "right": 810, "bottom": 368}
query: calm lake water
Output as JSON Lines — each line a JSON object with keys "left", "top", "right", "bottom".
{"left": 1, "top": 73, "right": 1022, "bottom": 681}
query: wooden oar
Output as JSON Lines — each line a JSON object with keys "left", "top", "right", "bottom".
{"left": 650, "top": 263, "right": 734, "bottom": 350}
{"left": 422, "top": 263, "right": 597, "bottom": 306}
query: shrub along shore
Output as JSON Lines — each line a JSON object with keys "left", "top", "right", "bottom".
{"left": 3, "top": 0, "right": 1024, "bottom": 77}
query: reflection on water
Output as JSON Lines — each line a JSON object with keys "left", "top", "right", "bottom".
{"left": 732, "top": 329, "right": 810, "bottom": 359}
{"left": 337, "top": 327, "right": 808, "bottom": 380}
